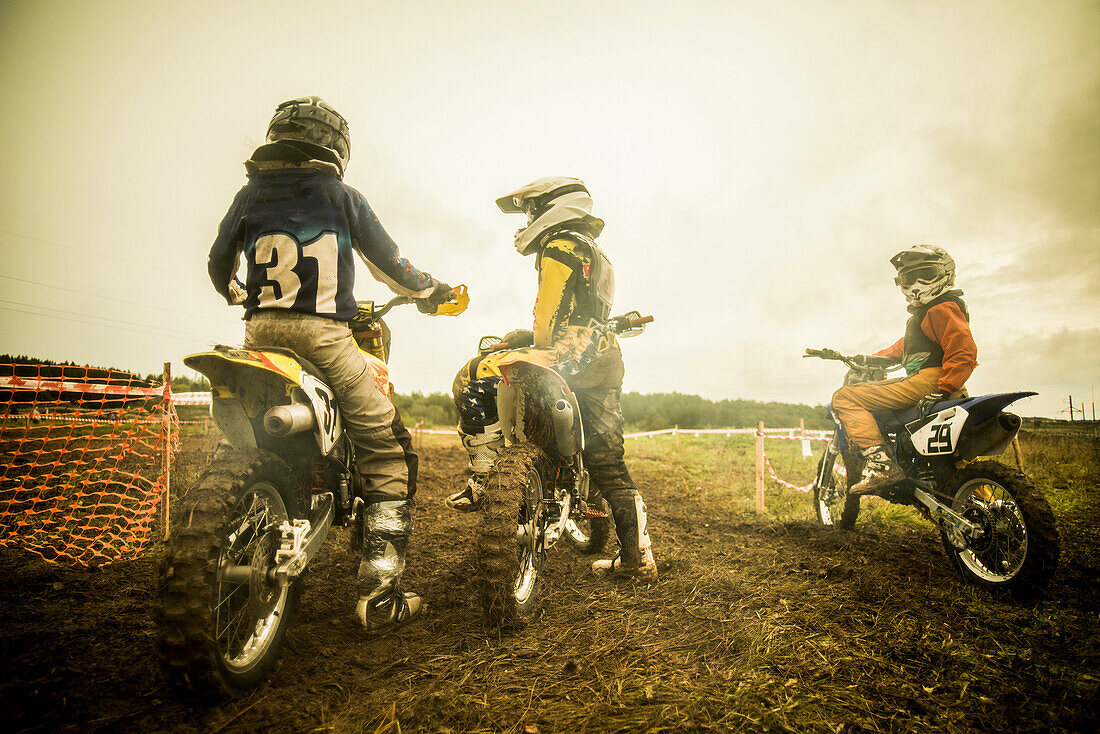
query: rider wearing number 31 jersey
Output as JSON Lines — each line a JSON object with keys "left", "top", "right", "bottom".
{"left": 207, "top": 96, "right": 454, "bottom": 635}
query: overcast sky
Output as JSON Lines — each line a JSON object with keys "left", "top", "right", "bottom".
{"left": 1, "top": 0, "right": 1097, "bottom": 419}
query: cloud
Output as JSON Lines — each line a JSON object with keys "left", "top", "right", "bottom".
{"left": 986, "top": 327, "right": 1100, "bottom": 386}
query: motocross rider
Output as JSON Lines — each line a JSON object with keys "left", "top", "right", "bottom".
{"left": 207, "top": 96, "right": 455, "bottom": 633}
{"left": 447, "top": 177, "right": 657, "bottom": 581}
{"left": 833, "top": 245, "right": 977, "bottom": 494}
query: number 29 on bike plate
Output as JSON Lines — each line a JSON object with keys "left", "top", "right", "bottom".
{"left": 909, "top": 406, "right": 969, "bottom": 456}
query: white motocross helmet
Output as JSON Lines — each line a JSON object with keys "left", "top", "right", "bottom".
{"left": 496, "top": 177, "right": 605, "bottom": 256}
{"left": 890, "top": 244, "right": 956, "bottom": 307}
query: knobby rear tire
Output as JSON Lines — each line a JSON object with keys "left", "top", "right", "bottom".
{"left": 476, "top": 444, "right": 550, "bottom": 629}
{"left": 157, "top": 448, "right": 302, "bottom": 698}
{"left": 939, "top": 460, "right": 1059, "bottom": 598}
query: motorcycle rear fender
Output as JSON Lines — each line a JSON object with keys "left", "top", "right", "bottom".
{"left": 495, "top": 360, "right": 584, "bottom": 455}
{"left": 904, "top": 391, "right": 1035, "bottom": 460}
{"left": 184, "top": 348, "right": 343, "bottom": 454}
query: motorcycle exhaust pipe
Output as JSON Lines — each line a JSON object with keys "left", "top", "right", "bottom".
{"left": 956, "top": 412, "right": 1022, "bottom": 460}
{"left": 264, "top": 403, "right": 315, "bottom": 436}
{"left": 999, "top": 413, "right": 1021, "bottom": 432}
{"left": 552, "top": 399, "right": 578, "bottom": 457}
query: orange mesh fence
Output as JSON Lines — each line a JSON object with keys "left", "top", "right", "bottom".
{"left": 0, "top": 363, "right": 177, "bottom": 566}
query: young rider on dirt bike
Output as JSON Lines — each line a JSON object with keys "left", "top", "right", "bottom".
{"left": 206, "top": 96, "right": 455, "bottom": 633}
{"left": 832, "top": 245, "right": 978, "bottom": 495}
{"left": 447, "top": 177, "right": 657, "bottom": 581}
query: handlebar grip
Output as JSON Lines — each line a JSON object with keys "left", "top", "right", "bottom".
{"left": 630, "top": 315, "right": 654, "bottom": 327}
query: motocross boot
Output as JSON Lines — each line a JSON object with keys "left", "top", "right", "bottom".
{"left": 446, "top": 422, "right": 503, "bottom": 512}
{"left": 592, "top": 495, "right": 658, "bottom": 582}
{"left": 354, "top": 499, "right": 423, "bottom": 634}
{"left": 849, "top": 445, "right": 904, "bottom": 495}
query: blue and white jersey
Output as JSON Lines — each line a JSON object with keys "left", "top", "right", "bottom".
{"left": 208, "top": 168, "right": 436, "bottom": 321}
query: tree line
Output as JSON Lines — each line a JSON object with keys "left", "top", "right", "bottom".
{"left": 392, "top": 390, "right": 831, "bottom": 431}
{"left": 1, "top": 355, "right": 829, "bottom": 430}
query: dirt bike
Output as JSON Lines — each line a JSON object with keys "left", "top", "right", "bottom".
{"left": 474, "top": 312, "right": 652, "bottom": 627}
{"left": 156, "top": 287, "right": 468, "bottom": 696}
{"left": 804, "top": 348, "right": 1059, "bottom": 596}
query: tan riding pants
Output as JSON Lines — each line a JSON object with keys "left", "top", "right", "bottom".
{"left": 244, "top": 310, "right": 415, "bottom": 501}
{"left": 831, "top": 367, "right": 941, "bottom": 450}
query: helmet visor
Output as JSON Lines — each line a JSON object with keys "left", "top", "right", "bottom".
{"left": 895, "top": 264, "right": 943, "bottom": 288}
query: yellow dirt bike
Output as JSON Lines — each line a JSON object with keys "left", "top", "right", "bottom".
{"left": 475, "top": 312, "right": 652, "bottom": 628}
{"left": 156, "top": 288, "right": 467, "bottom": 696}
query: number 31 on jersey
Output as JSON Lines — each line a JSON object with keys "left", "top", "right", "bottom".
{"left": 251, "top": 232, "right": 339, "bottom": 312}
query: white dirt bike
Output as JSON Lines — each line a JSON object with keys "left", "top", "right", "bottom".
{"left": 805, "top": 348, "right": 1059, "bottom": 596}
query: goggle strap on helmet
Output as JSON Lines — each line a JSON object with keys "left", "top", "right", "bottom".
{"left": 520, "top": 183, "right": 590, "bottom": 218}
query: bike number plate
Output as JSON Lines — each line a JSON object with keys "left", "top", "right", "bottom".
{"left": 298, "top": 372, "right": 342, "bottom": 453}
{"left": 909, "top": 406, "right": 968, "bottom": 456}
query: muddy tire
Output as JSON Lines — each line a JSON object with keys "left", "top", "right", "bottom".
{"left": 939, "top": 460, "right": 1059, "bottom": 597}
{"left": 157, "top": 449, "right": 302, "bottom": 697}
{"left": 813, "top": 451, "right": 860, "bottom": 530}
{"left": 564, "top": 497, "right": 610, "bottom": 555}
{"left": 476, "top": 444, "right": 550, "bottom": 629}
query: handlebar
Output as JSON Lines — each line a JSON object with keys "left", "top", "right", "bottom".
{"left": 484, "top": 312, "right": 654, "bottom": 353}
{"left": 609, "top": 311, "right": 653, "bottom": 337}
{"left": 617, "top": 314, "right": 653, "bottom": 331}
{"left": 373, "top": 295, "right": 414, "bottom": 319}
{"left": 804, "top": 348, "right": 900, "bottom": 370}
{"left": 371, "top": 284, "right": 469, "bottom": 319}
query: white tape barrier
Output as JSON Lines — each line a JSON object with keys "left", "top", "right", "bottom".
{"left": 624, "top": 427, "right": 831, "bottom": 441}
{"left": 171, "top": 392, "right": 213, "bottom": 405}
{"left": 0, "top": 375, "right": 166, "bottom": 397}
{"left": 0, "top": 377, "right": 214, "bottom": 406}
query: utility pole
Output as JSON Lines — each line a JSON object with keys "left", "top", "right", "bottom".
{"left": 1069, "top": 395, "right": 1075, "bottom": 422}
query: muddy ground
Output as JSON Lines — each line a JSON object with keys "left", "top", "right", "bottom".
{"left": 1, "top": 433, "right": 1097, "bottom": 733}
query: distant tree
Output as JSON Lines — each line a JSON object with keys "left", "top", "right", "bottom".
{"left": 621, "top": 392, "right": 830, "bottom": 431}
{"left": 392, "top": 391, "right": 458, "bottom": 427}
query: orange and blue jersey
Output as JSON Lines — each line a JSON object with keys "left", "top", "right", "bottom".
{"left": 875, "top": 293, "right": 978, "bottom": 394}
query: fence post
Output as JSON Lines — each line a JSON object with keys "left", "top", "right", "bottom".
{"left": 1011, "top": 435, "right": 1024, "bottom": 472}
{"left": 162, "top": 361, "right": 172, "bottom": 540}
{"left": 674, "top": 424, "right": 679, "bottom": 448}
{"left": 755, "top": 420, "right": 765, "bottom": 513}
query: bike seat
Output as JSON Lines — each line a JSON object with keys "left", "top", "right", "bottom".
{"left": 246, "top": 345, "right": 329, "bottom": 385}
{"left": 873, "top": 398, "right": 969, "bottom": 433}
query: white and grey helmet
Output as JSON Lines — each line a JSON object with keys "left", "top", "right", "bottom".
{"left": 890, "top": 244, "right": 956, "bottom": 306}
{"left": 266, "top": 96, "right": 351, "bottom": 177}
{"left": 496, "top": 177, "right": 605, "bottom": 256}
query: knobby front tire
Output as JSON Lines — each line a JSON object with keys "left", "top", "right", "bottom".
{"left": 813, "top": 451, "right": 861, "bottom": 530}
